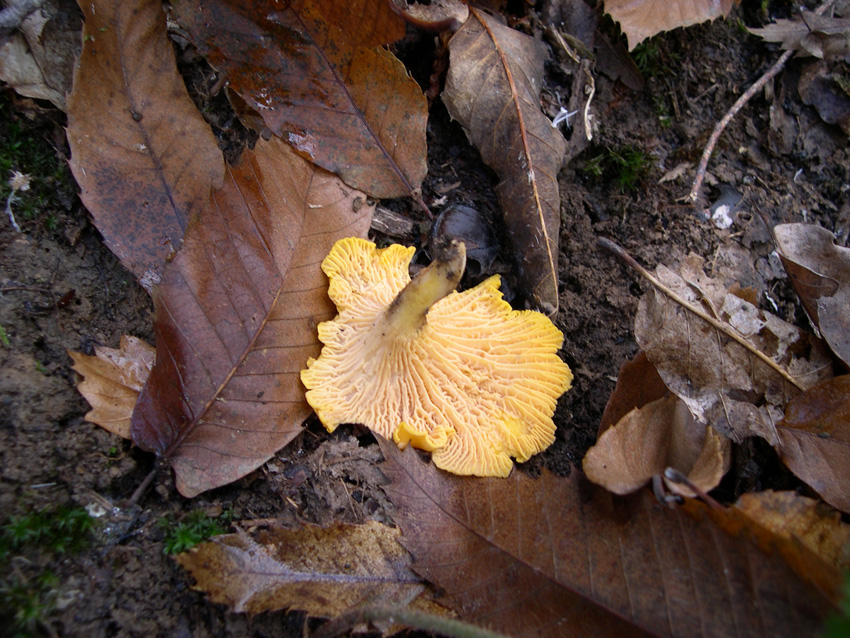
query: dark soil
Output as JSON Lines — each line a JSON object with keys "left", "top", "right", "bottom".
{"left": 1, "top": 2, "right": 847, "bottom": 636}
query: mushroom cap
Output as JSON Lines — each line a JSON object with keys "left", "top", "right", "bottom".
{"left": 301, "top": 237, "right": 573, "bottom": 477}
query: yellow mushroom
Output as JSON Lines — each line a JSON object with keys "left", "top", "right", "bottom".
{"left": 301, "top": 237, "right": 573, "bottom": 477}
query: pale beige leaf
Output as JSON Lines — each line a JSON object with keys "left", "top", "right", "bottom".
{"left": 635, "top": 253, "right": 832, "bottom": 445}
{"left": 69, "top": 336, "right": 155, "bottom": 439}
{"left": 604, "top": 0, "right": 738, "bottom": 49}
{"left": 736, "top": 491, "right": 850, "bottom": 570}
{"left": 176, "top": 521, "right": 423, "bottom": 616}
{"left": 443, "top": 8, "right": 567, "bottom": 315}
{"left": 584, "top": 395, "right": 730, "bottom": 496}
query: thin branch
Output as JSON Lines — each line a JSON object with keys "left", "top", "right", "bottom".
{"left": 687, "top": 0, "right": 835, "bottom": 205}
{"left": 313, "top": 605, "right": 511, "bottom": 638}
{"left": 597, "top": 237, "right": 806, "bottom": 391}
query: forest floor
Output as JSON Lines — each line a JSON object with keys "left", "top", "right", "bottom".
{"left": 0, "top": 1, "right": 847, "bottom": 636}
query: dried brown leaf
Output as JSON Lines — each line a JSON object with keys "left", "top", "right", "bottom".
{"left": 775, "top": 224, "right": 850, "bottom": 367}
{"left": 176, "top": 521, "right": 423, "bottom": 616}
{"left": 69, "top": 336, "right": 155, "bottom": 439}
{"left": 749, "top": 12, "right": 850, "bottom": 61}
{"left": 584, "top": 395, "right": 730, "bottom": 496}
{"left": 635, "top": 253, "right": 832, "bottom": 445}
{"left": 130, "top": 138, "right": 373, "bottom": 497}
{"left": 735, "top": 491, "right": 850, "bottom": 569}
{"left": 172, "top": 0, "right": 427, "bottom": 199}
{"left": 66, "top": 0, "right": 225, "bottom": 289}
{"left": 598, "top": 350, "right": 667, "bottom": 435}
{"left": 380, "top": 439, "right": 839, "bottom": 637}
{"left": 604, "top": 0, "right": 738, "bottom": 49}
{"left": 777, "top": 375, "right": 850, "bottom": 515}
{"left": 443, "top": 9, "right": 567, "bottom": 315}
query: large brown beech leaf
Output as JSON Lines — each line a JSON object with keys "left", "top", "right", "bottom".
{"left": 66, "top": 0, "right": 224, "bottom": 289}
{"left": 777, "top": 375, "right": 850, "bottom": 515}
{"left": 443, "top": 9, "right": 567, "bottom": 315}
{"left": 130, "top": 138, "right": 373, "bottom": 497}
{"left": 379, "top": 439, "right": 839, "bottom": 637}
{"left": 172, "top": 0, "right": 427, "bottom": 199}
{"left": 176, "top": 520, "right": 424, "bottom": 616}
{"left": 603, "top": 0, "right": 739, "bottom": 49}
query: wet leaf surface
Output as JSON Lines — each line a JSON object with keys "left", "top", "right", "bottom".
{"left": 66, "top": 0, "right": 225, "bottom": 289}
{"left": 443, "top": 8, "right": 567, "bottom": 315}
{"left": 130, "top": 138, "right": 373, "bottom": 497}
{"left": 172, "top": 0, "right": 427, "bottom": 199}
{"left": 379, "top": 438, "right": 839, "bottom": 637}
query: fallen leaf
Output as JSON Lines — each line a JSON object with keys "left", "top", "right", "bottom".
{"left": 583, "top": 394, "right": 730, "bottom": 497}
{"left": 443, "top": 8, "right": 567, "bottom": 315}
{"left": 735, "top": 491, "right": 850, "bottom": 570}
{"left": 776, "top": 375, "right": 850, "bottom": 515}
{"left": 598, "top": 350, "right": 667, "bottom": 435}
{"left": 380, "top": 439, "right": 839, "bottom": 637}
{"left": 172, "top": 0, "right": 428, "bottom": 199}
{"left": 130, "top": 138, "right": 373, "bottom": 497}
{"left": 66, "top": 0, "right": 225, "bottom": 289}
{"left": 603, "top": 0, "right": 739, "bottom": 49}
{"left": 798, "top": 61, "right": 850, "bottom": 135}
{"left": 634, "top": 253, "right": 832, "bottom": 445}
{"left": 774, "top": 223, "right": 850, "bottom": 367}
{"left": 69, "top": 336, "right": 155, "bottom": 439}
{"left": 392, "top": 0, "right": 469, "bottom": 32}
{"left": 749, "top": 12, "right": 850, "bottom": 61}
{"left": 176, "top": 520, "right": 423, "bottom": 615}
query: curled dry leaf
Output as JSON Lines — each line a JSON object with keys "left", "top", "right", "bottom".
{"left": 69, "top": 336, "right": 155, "bottom": 439}
{"left": 603, "top": 0, "right": 739, "bottom": 49}
{"left": 392, "top": 0, "right": 470, "bottom": 32}
{"left": 176, "top": 520, "right": 424, "bottom": 616}
{"left": 735, "top": 491, "right": 850, "bottom": 570}
{"left": 66, "top": 0, "right": 225, "bottom": 289}
{"left": 583, "top": 394, "right": 730, "bottom": 497}
{"left": 777, "top": 375, "right": 850, "bottom": 515}
{"left": 379, "top": 439, "right": 839, "bottom": 637}
{"left": 172, "top": 0, "right": 427, "bottom": 199}
{"left": 443, "top": 8, "right": 567, "bottom": 315}
{"left": 749, "top": 12, "right": 850, "bottom": 61}
{"left": 130, "top": 138, "right": 373, "bottom": 497}
{"left": 635, "top": 253, "right": 832, "bottom": 445}
{"left": 774, "top": 223, "right": 850, "bottom": 367}
{"left": 598, "top": 350, "right": 667, "bottom": 435}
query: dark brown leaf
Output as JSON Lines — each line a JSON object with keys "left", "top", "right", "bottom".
{"left": 774, "top": 223, "right": 850, "bottom": 366}
{"left": 604, "top": 0, "right": 739, "bottom": 49}
{"left": 130, "top": 138, "right": 373, "bottom": 497}
{"left": 172, "top": 0, "right": 427, "bottom": 199}
{"left": 66, "top": 0, "right": 225, "bottom": 289}
{"left": 635, "top": 253, "right": 832, "bottom": 445}
{"left": 443, "top": 8, "right": 567, "bottom": 315}
{"left": 777, "top": 375, "right": 850, "bottom": 514}
{"left": 176, "top": 521, "right": 423, "bottom": 616}
{"left": 380, "top": 439, "right": 839, "bottom": 637}
{"left": 598, "top": 350, "right": 667, "bottom": 436}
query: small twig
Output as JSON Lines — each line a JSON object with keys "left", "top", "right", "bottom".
{"left": 598, "top": 237, "right": 806, "bottom": 391}
{"left": 663, "top": 468, "right": 724, "bottom": 510}
{"left": 688, "top": 0, "right": 835, "bottom": 205}
{"left": 313, "top": 605, "right": 511, "bottom": 638}
{"left": 125, "top": 464, "right": 161, "bottom": 507}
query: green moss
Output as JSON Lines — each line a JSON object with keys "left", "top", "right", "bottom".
{"left": 581, "top": 145, "right": 652, "bottom": 192}
{"left": 824, "top": 571, "right": 850, "bottom": 638}
{"left": 159, "top": 509, "right": 233, "bottom": 555}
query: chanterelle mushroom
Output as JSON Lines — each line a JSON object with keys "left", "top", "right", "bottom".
{"left": 301, "top": 238, "right": 573, "bottom": 476}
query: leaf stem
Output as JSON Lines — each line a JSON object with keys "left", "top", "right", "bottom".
{"left": 313, "top": 605, "right": 511, "bottom": 638}
{"left": 597, "top": 237, "right": 806, "bottom": 391}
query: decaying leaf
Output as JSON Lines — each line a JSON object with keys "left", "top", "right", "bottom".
{"left": 66, "top": 0, "right": 225, "bottom": 290}
{"left": 130, "top": 138, "right": 373, "bottom": 497}
{"left": 380, "top": 439, "right": 839, "bottom": 637}
{"left": 603, "top": 0, "right": 739, "bottom": 49}
{"left": 176, "top": 520, "right": 422, "bottom": 616}
{"left": 69, "top": 336, "right": 155, "bottom": 439}
{"left": 634, "top": 253, "right": 832, "bottom": 445}
{"left": 775, "top": 223, "right": 850, "bottom": 368}
{"left": 172, "top": 0, "right": 427, "bottom": 199}
{"left": 443, "top": 8, "right": 567, "bottom": 315}
{"left": 598, "top": 350, "right": 667, "bottom": 435}
{"left": 735, "top": 491, "right": 850, "bottom": 569}
{"left": 749, "top": 12, "right": 850, "bottom": 62}
{"left": 777, "top": 375, "right": 850, "bottom": 515}
{"left": 798, "top": 60, "right": 850, "bottom": 135}
{"left": 584, "top": 395, "right": 730, "bottom": 496}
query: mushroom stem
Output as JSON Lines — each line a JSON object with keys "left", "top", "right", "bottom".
{"left": 383, "top": 240, "right": 466, "bottom": 337}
